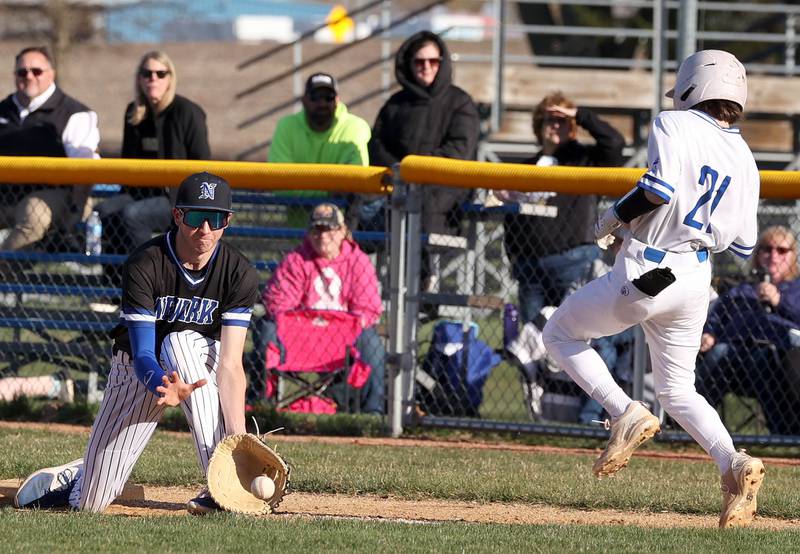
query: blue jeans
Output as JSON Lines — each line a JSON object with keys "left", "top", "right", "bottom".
{"left": 511, "top": 244, "right": 601, "bottom": 324}
{"left": 357, "top": 197, "right": 387, "bottom": 232}
{"left": 696, "top": 341, "right": 800, "bottom": 434}
{"left": 250, "top": 317, "right": 385, "bottom": 415}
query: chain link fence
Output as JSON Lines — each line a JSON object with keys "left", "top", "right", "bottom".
{"left": 1, "top": 177, "right": 799, "bottom": 446}
{"left": 407, "top": 183, "right": 800, "bottom": 445}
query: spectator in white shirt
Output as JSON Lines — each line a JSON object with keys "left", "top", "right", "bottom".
{"left": 0, "top": 46, "right": 100, "bottom": 252}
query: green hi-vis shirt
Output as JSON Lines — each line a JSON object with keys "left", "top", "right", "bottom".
{"left": 268, "top": 102, "right": 371, "bottom": 166}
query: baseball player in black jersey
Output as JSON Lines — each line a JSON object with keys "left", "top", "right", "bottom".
{"left": 14, "top": 172, "right": 259, "bottom": 515}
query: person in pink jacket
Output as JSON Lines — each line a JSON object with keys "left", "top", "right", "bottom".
{"left": 251, "top": 203, "right": 385, "bottom": 414}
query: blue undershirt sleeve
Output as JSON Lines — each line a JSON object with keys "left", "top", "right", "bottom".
{"left": 127, "top": 321, "right": 166, "bottom": 395}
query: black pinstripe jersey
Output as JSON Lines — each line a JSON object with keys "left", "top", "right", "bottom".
{"left": 111, "top": 230, "right": 259, "bottom": 356}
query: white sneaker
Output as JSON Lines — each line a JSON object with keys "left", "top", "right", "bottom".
{"left": 719, "top": 450, "right": 766, "bottom": 528}
{"left": 593, "top": 401, "right": 660, "bottom": 477}
{"left": 522, "top": 381, "right": 544, "bottom": 421}
{"left": 57, "top": 379, "right": 75, "bottom": 403}
{"left": 14, "top": 459, "right": 83, "bottom": 509}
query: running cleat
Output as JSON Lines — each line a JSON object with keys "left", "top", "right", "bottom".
{"left": 719, "top": 449, "right": 766, "bottom": 529}
{"left": 593, "top": 401, "right": 660, "bottom": 477}
{"left": 14, "top": 458, "right": 83, "bottom": 509}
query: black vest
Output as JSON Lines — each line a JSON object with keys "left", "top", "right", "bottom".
{"left": 0, "top": 87, "right": 90, "bottom": 157}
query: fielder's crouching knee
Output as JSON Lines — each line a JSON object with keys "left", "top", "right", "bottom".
{"left": 159, "top": 330, "right": 217, "bottom": 381}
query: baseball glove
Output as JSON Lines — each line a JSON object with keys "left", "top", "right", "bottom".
{"left": 207, "top": 433, "right": 291, "bottom": 514}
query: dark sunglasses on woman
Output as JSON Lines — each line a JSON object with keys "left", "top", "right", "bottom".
{"left": 413, "top": 57, "right": 441, "bottom": 69}
{"left": 139, "top": 69, "right": 170, "bottom": 79}
{"left": 759, "top": 245, "right": 791, "bottom": 255}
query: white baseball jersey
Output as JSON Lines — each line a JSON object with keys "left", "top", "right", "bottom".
{"left": 632, "top": 109, "right": 760, "bottom": 257}
{"left": 543, "top": 108, "right": 759, "bottom": 475}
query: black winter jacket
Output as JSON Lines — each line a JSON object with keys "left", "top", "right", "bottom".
{"left": 122, "top": 94, "right": 209, "bottom": 201}
{"left": 369, "top": 31, "right": 480, "bottom": 233}
{"left": 504, "top": 107, "right": 625, "bottom": 259}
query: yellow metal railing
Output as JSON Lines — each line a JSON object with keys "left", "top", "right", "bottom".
{"left": 1, "top": 155, "right": 797, "bottom": 199}
{"left": 0, "top": 157, "right": 390, "bottom": 193}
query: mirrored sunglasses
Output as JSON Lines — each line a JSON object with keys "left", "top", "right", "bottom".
{"left": 15, "top": 67, "right": 45, "bottom": 78}
{"left": 181, "top": 210, "right": 229, "bottom": 230}
{"left": 139, "top": 69, "right": 170, "bottom": 79}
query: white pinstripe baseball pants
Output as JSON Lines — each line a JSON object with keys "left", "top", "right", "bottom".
{"left": 68, "top": 330, "right": 225, "bottom": 512}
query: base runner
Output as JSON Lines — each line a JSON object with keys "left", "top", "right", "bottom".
{"left": 542, "top": 50, "right": 766, "bottom": 528}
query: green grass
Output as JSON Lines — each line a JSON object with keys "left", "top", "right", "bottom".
{"left": 1, "top": 511, "right": 797, "bottom": 554}
{"left": 2, "top": 427, "right": 799, "bottom": 519}
{"left": 2, "top": 425, "right": 799, "bottom": 552}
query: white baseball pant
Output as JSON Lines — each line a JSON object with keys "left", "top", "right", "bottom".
{"left": 543, "top": 237, "right": 737, "bottom": 473}
{"left": 69, "top": 330, "right": 225, "bottom": 512}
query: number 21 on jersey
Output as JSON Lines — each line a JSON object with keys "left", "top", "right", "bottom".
{"left": 682, "top": 165, "right": 731, "bottom": 233}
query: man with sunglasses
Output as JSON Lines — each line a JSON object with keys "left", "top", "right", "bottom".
{"left": 14, "top": 171, "right": 260, "bottom": 515}
{"left": 269, "top": 72, "right": 370, "bottom": 166}
{"left": 0, "top": 45, "right": 100, "bottom": 253}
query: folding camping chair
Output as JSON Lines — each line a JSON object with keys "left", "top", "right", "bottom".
{"left": 264, "top": 309, "right": 371, "bottom": 414}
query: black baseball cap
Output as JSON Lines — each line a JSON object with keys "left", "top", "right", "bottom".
{"left": 304, "top": 72, "right": 338, "bottom": 95}
{"left": 309, "top": 203, "right": 345, "bottom": 229}
{"left": 175, "top": 172, "right": 233, "bottom": 213}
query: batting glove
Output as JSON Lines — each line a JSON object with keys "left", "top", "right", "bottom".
{"left": 594, "top": 206, "right": 622, "bottom": 250}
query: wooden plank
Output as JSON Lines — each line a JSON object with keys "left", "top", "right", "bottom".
{"left": 458, "top": 65, "right": 800, "bottom": 114}
{"left": 478, "top": 78, "right": 800, "bottom": 152}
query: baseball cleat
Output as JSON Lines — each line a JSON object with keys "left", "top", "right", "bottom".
{"left": 593, "top": 401, "right": 660, "bottom": 478}
{"left": 14, "top": 458, "right": 82, "bottom": 509}
{"left": 187, "top": 489, "right": 222, "bottom": 515}
{"left": 719, "top": 450, "right": 765, "bottom": 529}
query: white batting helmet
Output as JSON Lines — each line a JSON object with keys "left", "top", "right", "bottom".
{"left": 666, "top": 49, "right": 747, "bottom": 111}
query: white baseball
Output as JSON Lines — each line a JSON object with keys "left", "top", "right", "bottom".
{"left": 250, "top": 475, "right": 275, "bottom": 500}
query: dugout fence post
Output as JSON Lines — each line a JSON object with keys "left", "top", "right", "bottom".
{"left": 387, "top": 177, "right": 407, "bottom": 436}
{"left": 403, "top": 182, "right": 423, "bottom": 424}
{"left": 387, "top": 173, "right": 423, "bottom": 436}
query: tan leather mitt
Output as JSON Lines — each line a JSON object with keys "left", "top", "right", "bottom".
{"left": 207, "top": 433, "right": 291, "bottom": 514}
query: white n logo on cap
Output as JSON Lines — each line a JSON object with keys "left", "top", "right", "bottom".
{"left": 199, "top": 182, "right": 216, "bottom": 200}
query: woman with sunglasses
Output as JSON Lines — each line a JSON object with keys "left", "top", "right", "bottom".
{"left": 100, "top": 51, "right": 210, "bottom": 262}
{"left": 697, "top": 225, "right": 800, "bottom": 434}
{"left": 364, "top": 31, "right": 479, "bottom": 295}
{"left": 369, "top": 30, "right": 479, "bottom": 168}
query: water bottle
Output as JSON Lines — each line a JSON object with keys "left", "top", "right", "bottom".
{"left": 85, "top": 210, "right": 102, "bottom": 256}
{"left": 503, "top": 303, "right": 520, "bottom": 350}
